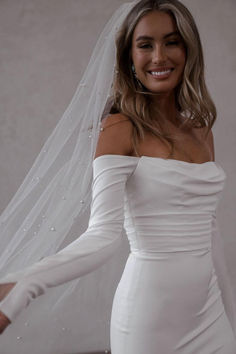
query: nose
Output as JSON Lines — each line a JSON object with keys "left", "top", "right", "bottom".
{"left": 152, "top": 44, "right": 167, "bottom": 64}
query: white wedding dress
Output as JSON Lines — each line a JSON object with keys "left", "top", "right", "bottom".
{"left": 0, "top": 154, "right": 236, "bottom": 353}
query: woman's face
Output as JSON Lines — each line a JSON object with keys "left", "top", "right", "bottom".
{"left": 131, "top": 10, "right": 186, "bottom": 94}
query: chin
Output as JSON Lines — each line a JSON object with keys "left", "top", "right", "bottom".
{"left": 146, "top": 84, "right": 177, "bottom": 95}
{"left": 142, "top": 71, "right": 183, "bottom": 92}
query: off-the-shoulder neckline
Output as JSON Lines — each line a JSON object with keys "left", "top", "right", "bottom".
{"left": 93, "top": 154, "right": 217, "bottom": 166}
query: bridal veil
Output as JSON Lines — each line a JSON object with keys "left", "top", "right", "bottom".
{"left": 0, "top": 1, "right": 235, "bottom": 353}
{"left": 0, "top": 2, "right": 137, "bottom": 353}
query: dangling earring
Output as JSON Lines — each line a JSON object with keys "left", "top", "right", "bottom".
{"left": 131, "top": 64, "right": 136, "bottom": 75}
{"left": 131, "top": 63, "right": 143, "bottom": 90}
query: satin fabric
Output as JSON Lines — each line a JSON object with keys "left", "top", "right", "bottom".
{"left": 109, "top": 155, "right": 236, "bottom": 353}
{"left": 0, "top": 154, "right": 236, "bottom": 353}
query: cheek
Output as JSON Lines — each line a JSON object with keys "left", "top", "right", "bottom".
{"left": 175, "top": 49, "right": 186, "bottom": 67}
{"left": 132, "top": 48, "right": 149, "bottom": 67}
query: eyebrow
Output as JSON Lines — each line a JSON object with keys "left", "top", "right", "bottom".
{"left": 136, "top": 31, "right": 180, "bottom": 42}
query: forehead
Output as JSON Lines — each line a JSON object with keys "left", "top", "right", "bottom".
{"left": 132, "top": 10, "right": 177, "bottom": 39}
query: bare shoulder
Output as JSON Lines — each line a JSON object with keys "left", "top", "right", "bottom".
{"left": 94, "top": 113, "right": 134, "bottom": 160}
{"left": 194, "top": 125, "right": 215, "bottom": 161}
{"left": 207, "top": 128, "right": 215, "bottom": 161}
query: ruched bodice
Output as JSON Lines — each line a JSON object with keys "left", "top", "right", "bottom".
{"left": 123, "top": 155, "right": 226, "bottom": 254}
{"left": 0, "top": 154, "right": 235, "bottom": 354}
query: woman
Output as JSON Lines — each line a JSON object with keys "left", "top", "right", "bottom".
{"left": 0, "top": 0, "right": 236, "bottom": 353}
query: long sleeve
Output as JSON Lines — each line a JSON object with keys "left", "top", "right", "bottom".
{"left": 0, "top": 155, "right": 139, "bottom": 321}
{"left": 211, "top": 212, "right": 236, "bottom": 336}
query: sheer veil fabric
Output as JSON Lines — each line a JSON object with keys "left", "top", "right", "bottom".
{"left": 0, "top": 1, "right": 235, "bottom": 353}
{"left": 0, "top": 2, "right": 137, "bottom": 353}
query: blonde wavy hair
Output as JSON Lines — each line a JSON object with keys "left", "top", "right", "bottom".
{"left": 109, "top": 0, "right": 216, "bottom": 157}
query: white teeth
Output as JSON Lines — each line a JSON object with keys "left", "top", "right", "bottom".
{"left": 150, "top": 69, "right": 172, "bottom": 76}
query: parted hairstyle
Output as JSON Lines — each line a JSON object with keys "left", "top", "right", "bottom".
{"left": 108, "top": 0, "right": 216, "bottom": 157}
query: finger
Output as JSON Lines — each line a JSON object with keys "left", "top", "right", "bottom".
{"left": 0, "top": 321, "right": 9, "bottom": 334}
{"left": 0, "top": 314, "right": 11, "bottom": 326}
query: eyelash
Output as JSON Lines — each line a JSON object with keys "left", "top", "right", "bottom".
{"left": 167, "top": 40, "right": 180, "bottom": 46}
{"left": 138, "top": 40, "right": 180, "bottom": 49}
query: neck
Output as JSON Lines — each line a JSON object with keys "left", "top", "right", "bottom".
{"left": 151, "top": 91, "right": 180, "bottom": 126}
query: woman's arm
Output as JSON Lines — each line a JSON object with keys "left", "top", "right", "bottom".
{"left": 0, "top": 115, "right": 136, "bottom": 323}
{"left": 208, "top": 128, "right": 236, "bottom": 335}
{"left": 211, "top": 213, "right": 236, "bottom": 335}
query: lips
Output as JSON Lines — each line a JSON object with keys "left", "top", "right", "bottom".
{"left": 150, "top": 69, "right": 171, "bottom": 77}
{"left": 148, "top": 68, "right": 174, "bottom": 79}
{"left": 148, "top": 67, "right": 174, "bottom": 75}
{"left": 148, "top": 67, "right": 174, "bottom": 72}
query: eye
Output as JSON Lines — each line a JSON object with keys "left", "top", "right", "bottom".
{"left": 138, "top": 43, "right": 152, "bottom": 49}
{"left": 166, "top": 40, "right": 180, "bottom": 46}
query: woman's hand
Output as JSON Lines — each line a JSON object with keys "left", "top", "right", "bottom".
{"left": 0, "top": 283, "right": 16, "bottom": 334}
{"left": 0, "top": 310, "right": 11, "bottom": 334}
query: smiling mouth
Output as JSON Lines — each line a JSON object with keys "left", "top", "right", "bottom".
{"left": 148, "top": 68, "right": 174, "bottom": 78}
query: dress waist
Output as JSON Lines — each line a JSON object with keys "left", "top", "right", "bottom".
{"left": 124, "top": 212, "right": 213, "bottom": 255}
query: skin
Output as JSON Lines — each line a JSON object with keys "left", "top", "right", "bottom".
{"left": 0, "top": 10, "right": 214, "bottom": 336}
{"left": 131, "top": 10, "right": 186, "bottom": 125}
{"left": 0, "top": 283, "right": 15, "bottom": 333}
{"left": 128, "top": 10, "right": 213, "bottom": 162}
{"left": 94, "top": 10, "right": 213, "bottom": 162}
